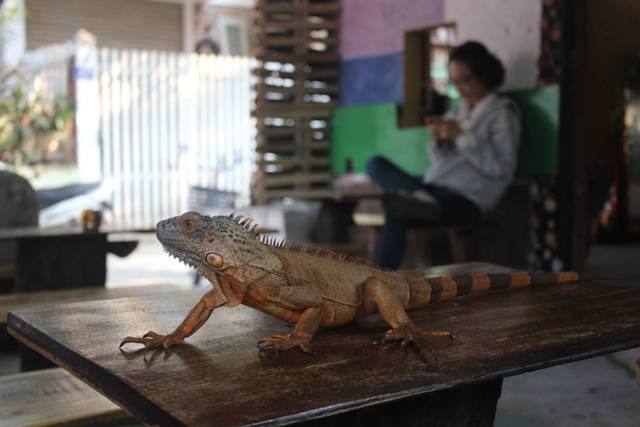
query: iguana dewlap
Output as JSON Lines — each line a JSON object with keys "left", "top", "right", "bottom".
{"left": 120, "top": 212, "right": 578, "bottom": 362}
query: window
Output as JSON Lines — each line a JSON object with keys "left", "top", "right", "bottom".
{"left": 218, "top": 16, "right": 248, "bottom": 56}
{"left": 401, "top": 23, "right": 457, "bottom": 127}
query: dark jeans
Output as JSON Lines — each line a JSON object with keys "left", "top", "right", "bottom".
{"left": 367, "top": 156, "right": 481, "bottom": 269}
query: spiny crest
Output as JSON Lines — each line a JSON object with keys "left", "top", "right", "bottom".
{"left": 217, "top": 213, "right": 378, "bottom": 268}
{"left": 196, "top": 214, "right": 262, "bottom": 251}
{"left": 258, "top": 234, "right": 379, "bottom": 269}
{"left": 226, "top": 213, "right": 259, "bottom": 234}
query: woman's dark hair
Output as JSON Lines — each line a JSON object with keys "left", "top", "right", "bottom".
{"left": 195, "top": 38, "right": 220, "bottom": 55}
{"left": 449, "top": 41, "right": 505, "bottom": 90}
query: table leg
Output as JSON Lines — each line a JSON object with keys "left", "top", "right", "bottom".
{"left": 19, "top": 344, "right": 55, "bottom": 372}
{"left": 303, "top": 379, "right": 503, "bottom": 427}
{"left": 14, "top": 234, "right": 108, "bottom": 292}
{"left": 310, "top": 200, "right": 357, "bottom": 244}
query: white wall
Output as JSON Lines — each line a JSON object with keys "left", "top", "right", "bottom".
{"left": 445, "top": 0, "right": 541, "bottom": 90}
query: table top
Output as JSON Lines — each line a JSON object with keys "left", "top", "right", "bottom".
{"left": 8, "top": 263, "right": 640, "bottom": 426}
{"left": 0, "top": 284, "right": 181, "bottom": 324}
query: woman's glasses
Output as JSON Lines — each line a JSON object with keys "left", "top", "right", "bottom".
{"left": 449, "top": 75, "right": 476, "bottom": 87}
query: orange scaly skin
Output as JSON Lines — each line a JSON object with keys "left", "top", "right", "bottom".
{"left": 119, "top": 212, "right": 579, "bottom": 363}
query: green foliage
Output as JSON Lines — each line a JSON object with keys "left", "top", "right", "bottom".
{"left": 0, "top": 3, "right": 72, "bottom": 169}
{"left": 0, "top": 70, "right": 74, "bottom": 167}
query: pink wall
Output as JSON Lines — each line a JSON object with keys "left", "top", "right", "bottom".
{"left": 340, "top": 0, "right": 444, "bottom": 60}
{"left": 340, "top": 0, "right": 542, "bottom": 89}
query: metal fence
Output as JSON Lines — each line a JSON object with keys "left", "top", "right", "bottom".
{"left": 22, "top": 38, "right": 256, "bottom": 229}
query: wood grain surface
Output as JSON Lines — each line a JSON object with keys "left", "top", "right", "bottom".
{"left": 0, "top": 284, "right": 181, "bottom": 324}
{"left": 0, "top": 368, "right": 131, "bottom": 426}
{"left": 7, "top": 263, "right": 640, "bottom": 426}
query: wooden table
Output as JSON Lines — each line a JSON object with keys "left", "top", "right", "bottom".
{"left": 0, "top": 226, "right": 147, "bottom": 292}
{"left": 7, "top": 263, "right": 640, "bottom": 426}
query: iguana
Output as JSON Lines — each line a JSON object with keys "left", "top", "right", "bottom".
{"left": 120, "top": 211, "right": 578, "bottom": 362}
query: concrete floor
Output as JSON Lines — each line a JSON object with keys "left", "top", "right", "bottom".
{"left": 494, "top": 244, "right": 640, "bottom": 427}
{"left": 107, "top": 233, "right": 194, "bottom": 288}
{"left": 496, "top": 349, "right": 640, "bottom": 427}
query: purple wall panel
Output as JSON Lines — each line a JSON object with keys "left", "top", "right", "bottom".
{"left": 340, "top": 0, "right": 445, "bottom": 60}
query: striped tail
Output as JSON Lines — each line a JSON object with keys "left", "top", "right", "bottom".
{"left": 406, "top": 271, "right": 578, "bottom": 309}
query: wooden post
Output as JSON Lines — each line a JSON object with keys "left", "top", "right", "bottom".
{"left": 557, "top": 0, "right": 588, "bottom": 272}
{"left": 73, "top": 30, "right": 102, "bottom": 184}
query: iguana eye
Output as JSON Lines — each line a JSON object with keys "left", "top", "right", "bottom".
{"left": 206, "top": 252, "right": 224, "bottom": 268}
{"left": 179, "top": 218, "right": 197, "bottom": 233}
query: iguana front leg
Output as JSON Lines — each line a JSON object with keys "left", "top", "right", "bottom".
{"left": 258, "top": 306, "right": 322, "bottom": 354}
{"left": 253, "top": 284, "right": 323, "bottom": 354}
{"left": 119, "top": 287, "right": 225, "bottom": 350}
{"left": 364, "top": 277, "right": 451, "bottom": 364}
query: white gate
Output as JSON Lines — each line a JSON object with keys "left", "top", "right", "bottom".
{"left": 95, "top": 48, "right": 256, "bottom": 229}
{"left": 22, "top": 34, "right": 256, "bottom": 230}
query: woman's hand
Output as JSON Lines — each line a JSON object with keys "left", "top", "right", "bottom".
{"left": 426, "top": 118, "right": 463, "bottom": 142}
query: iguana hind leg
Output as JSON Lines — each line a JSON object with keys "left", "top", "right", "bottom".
{"left": 119, "top": 288, "right": 221, "bottom": 350}
{"left": 364, "top": 277, "right": 450, "bottom": 366}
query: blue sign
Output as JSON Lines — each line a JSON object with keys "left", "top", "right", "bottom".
{"left": 73, "top": 66, "right": 94, "bottom": 80}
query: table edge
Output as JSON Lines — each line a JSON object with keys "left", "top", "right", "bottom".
{"left": 7, "top": 312, "right": 186, "bottom": 427}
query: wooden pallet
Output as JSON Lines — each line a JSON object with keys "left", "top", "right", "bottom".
{"left": 253, "top": 0, "right": 340, "bottom": 203}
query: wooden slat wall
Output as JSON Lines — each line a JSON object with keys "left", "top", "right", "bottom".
{"left": 253, "top": 0, "right": 341, "bottom": 203}
{"left": 26, "top": 0, "right": 183, "bottom": 52}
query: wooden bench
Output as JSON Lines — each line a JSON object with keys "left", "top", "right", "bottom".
{"left": 305, "top": 176, "right": 533, "bottom": 269}
{"left": 0, "top": 264, "right": 15, "bottom": 292}
{"left": 444, "top": 180, "right": 533, "bottom": 269}
{"left": 0, "top": 368, "right": 133, "bottom": 427}
{"left": 348, "top": 180, "right": 533, "bottom": 269}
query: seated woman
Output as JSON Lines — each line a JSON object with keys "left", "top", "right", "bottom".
{"left": 367, "top": 40, "right": 521, "bottom": 269}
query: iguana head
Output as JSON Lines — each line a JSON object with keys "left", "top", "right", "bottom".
{"left": 156, "top": 211, "right": 281, "bottom": 281}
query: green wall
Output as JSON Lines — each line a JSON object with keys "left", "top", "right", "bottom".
{"left": 331, "top": 85, "right": 559, "bottom": 177}
{"left": 331, "top": 103, "right": 430, "bottom": 176}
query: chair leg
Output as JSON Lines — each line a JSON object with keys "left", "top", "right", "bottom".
{"left": 193, "top": 271, "right": 201, "bottom": 286}
{"left": 448, "top": 229, "right": 475, "bottom": 262}
{"left": 425, "top": 229, "right": 453, "bottom": 267}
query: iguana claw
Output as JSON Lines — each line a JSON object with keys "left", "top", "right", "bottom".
{"left": 378, "top": 323, "right": 453, "bottom": 368}
{"left": 257, "top": 334, "right": 315, "bottom": 354}
{"left": 119, "top": 331, "right": 185, "bottom": 350}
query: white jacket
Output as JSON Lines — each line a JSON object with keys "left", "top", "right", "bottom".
{"left": 423, "top": 93, "right": 521, "bottom": 213}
